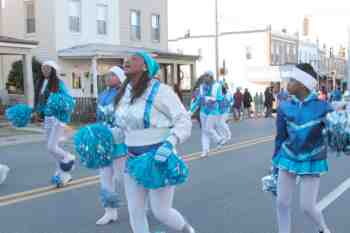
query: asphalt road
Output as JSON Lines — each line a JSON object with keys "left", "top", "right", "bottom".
{"left": 0, "top": 118, "right": 349, "bottom": 233}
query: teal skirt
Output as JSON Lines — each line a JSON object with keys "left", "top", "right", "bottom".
{"left": 273, "top": 153, "right": 328, "bottom": 176}
{"left": 126, "top": 152, "right": 189, "bottom": 189}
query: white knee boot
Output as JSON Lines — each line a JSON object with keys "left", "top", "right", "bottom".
{"left": 96, "top": 208, "right": 118, "bottom": 225}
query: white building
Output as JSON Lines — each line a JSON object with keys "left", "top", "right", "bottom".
{"left": 170, "top": 26, "right": 298, "bottom": 94}
{"left": 298, "top": 38, "right": 320, "bottom": 72}
{"left": 0, "top": 0, "right": 197, "bottom": 98}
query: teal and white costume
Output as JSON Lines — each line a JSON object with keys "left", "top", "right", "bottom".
{"left": 273, "top": 64, "right": 332, "bottom": 233}
{"left": 95, "top": 66, "right": 128, "bottom": 225}
{"left": 111, "top": 52, "right": 195, "bottom": 233}
{"left": 217, "top": 84, "right": 233, "bottom": 143}
{"left": 35, "top": 60, "right": 76, "bottom": 188}
{"left": 191, "top": 76, "right": 225, "bottom": 156}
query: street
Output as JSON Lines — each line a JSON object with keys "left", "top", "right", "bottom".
{"left": 0, "top": 118, "right": 349, "bottom": 233}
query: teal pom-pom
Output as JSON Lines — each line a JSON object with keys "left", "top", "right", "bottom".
{"left": 45, "top": 93, "right": 75, "bottom": 122}
{"left": 126, "top": 153, "right": 189, "bottom": 189}
{"left": 326, "top": 111, "right": 350, "bottom": 156}
{"left": 5, "top": 104, "right": 33, "bottom": 127}
{"left": 74, "top": 123, "right": 115, "bottom": 169}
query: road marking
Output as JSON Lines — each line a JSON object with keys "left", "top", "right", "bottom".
{"left": 317, "top": 177, "right": 350, "bottom": 211}
{"left": 0, "top": 135, "right": 274, "bottom": 207}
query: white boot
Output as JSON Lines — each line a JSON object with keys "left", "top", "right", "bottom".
{"left": 52, "top": 172, "right": 72, "bottom": 188}
{"left": 182, "top": 223, "right": 196, "bottom": 233}
{"left": 96, "top": 208, "right": 118, "bottom": 225}
{"left": 200, "top": 151, "right": 209, "bottom": 158}
{"left": 0, "top": 164, "right": 10, "bottom": 184}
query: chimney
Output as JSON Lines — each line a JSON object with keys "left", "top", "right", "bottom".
{"left": 303, "top": 16, "right": 310, "bottom": 37}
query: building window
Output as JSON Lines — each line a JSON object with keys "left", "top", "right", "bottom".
{"left": 69, "top": 0, "right": 81, "bottom": 33}
{"left": 72, "top": 72, "right": 82, "bottom": 89}
{"left": 151, "top": 14, "right": 160, "bottom": 42}
{"left": 130, "top": 10, "right": 141, "bottom": 40}
{"left": 25, "top": 1, "right": 35, "bottom": 33}
{"left": 97, "top": 4, "right": 107, "bottom": 35}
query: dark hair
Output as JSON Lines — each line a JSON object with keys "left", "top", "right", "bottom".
{"left": 115, "top": 71, "right": 150, "bottom": 106}
{"left": 222, "top": 85, "right": 227, "bottom": 95}
{"left": 34, "top": 68, "right": 60, "bottom": 107}
{"left": 296, "top": 63, "right": 318, "bottom": 79}
{"left": 192, "top": 74, "right": 206, "bottom": 91}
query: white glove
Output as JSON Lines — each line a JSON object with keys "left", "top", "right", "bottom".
{"left": 110, "top": 126, "right": 125, "bottom": 144}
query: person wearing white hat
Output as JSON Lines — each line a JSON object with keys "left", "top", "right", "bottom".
{"left": 273, "top": 63, "right": 332, "bottom": 233}
{"left": 191, "top": 71, "right": 226, "bottom": 157}
{"left": 33, "top": 60, "right": 76, "bottom": 188}
{"left": 95, "top": 66, "right": 127, "bottom": 225}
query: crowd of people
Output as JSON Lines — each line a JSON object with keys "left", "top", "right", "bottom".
{"left": 1, "top": 56, "right": 346, "bottom": 233}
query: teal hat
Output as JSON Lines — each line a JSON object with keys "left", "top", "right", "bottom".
{"left": 134, "top": 51, "right": 160, "bottom": 78}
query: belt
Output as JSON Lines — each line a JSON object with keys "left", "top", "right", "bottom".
{"left": 128, "top": 143, "right": 163, "bottom": 157}
{"left": 125, "top": 127, "right": 171, "bottom": 147}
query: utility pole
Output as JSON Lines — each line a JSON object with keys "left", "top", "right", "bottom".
{"left": 214, "top": 0, "right": 219, "bottom": 80}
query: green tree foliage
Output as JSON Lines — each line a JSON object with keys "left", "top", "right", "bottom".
{"left": 7, "top": 57, "right": 42, "bottom": 93}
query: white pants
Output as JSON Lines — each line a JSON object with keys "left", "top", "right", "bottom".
{"left": 124, "top": 174, "right": 186, "bottom": 233}
{"left": 45, "top": 117, "right": 74, "bottom": 175}
{"left": 276, "top": 170, "right": 329, "bottom": 233}
{"left": 217, "top": 114, "right": 231, "bottom": 142}
{"left": 200, "top": 113, "right": 223, "bottom": 153}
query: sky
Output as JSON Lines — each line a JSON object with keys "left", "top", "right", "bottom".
{"left": 169, "top": 0, "right": 350, "bottom": 49}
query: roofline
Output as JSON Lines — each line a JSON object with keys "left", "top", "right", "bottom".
{"left": 0, "top": 42, "right": 38, "bottom": 49}
{"left": 0, "top": 37, "right": 38, "bottom": 45}
{"left": 58, "top": 45, "right": 199, "bottom": 61}
{"left": 169, "top": 28, "right": 269, "bottom": 42}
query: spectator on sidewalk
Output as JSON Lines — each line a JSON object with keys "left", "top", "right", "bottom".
{"left": 243, "top": 88, "right": 253, "bottom": 119}
{"left": 254, "top": 92, "right": 264, "bottom": 118}
{"left": 319, "top": 86, "right": 328, "bottom": 101}
{"left": 264, "top": 87, "right": 274, "bottom": 118}
{"left": 233, "top": 88, "right": 243, "bottom": 121}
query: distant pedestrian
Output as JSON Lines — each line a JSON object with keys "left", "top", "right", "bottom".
{"left": 243, "top": 88, "right": 253, "bottom": 119}
{"left": 264, "top": 87, "right": 274, "bottom": 118}
{"left": 254, "top": 92, "right": 264, "bottom": 118}
{"left": 233, "top": 88, "right": 243, "bottom": 121}
{"left": 319, "top": 86, "right": 328, "bottom": 101}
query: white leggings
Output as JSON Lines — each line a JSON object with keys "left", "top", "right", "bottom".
{"left": 99, "top": 158, "right": 125, "bottom": 201}
{"left": 45, "top": 117, "right": 74, "bottom": 174}
{"left": 200, "top": 113, "right": 223, "bottom": 152}
{"left": 124, "top": 174, "right": 186, "bottom": 233}
{"left": 217, "top": 114, "right": 231, "bottom": 141}
{"left": 276, "top": 170, "right": 329, "bottom": 233}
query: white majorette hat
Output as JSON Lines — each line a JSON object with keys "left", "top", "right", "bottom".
{"left": 109, "top": 66, "right": 127, "bottom": 83}
{"left": 42, "top": 60, "right": 60, "bottom": 72}
{"left": 204, "top": 70, "right": 214, "bottom": 77}
{"left": 282, "top": 65, "right": 317, "bottom": 91}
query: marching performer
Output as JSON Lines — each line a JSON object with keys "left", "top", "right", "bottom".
{"left": 111, "top": 51, "right": 195, "bottom": 233}
{"left": 95, "top": 66, "right": 128, "bottom": 225}
{"left": 191, "top": 71, "right": 225, "bottom": 157}
{"left": 217, "top": 80, "right": 232, "bottom": 143}
{"left": 33, "top": 60, "right": 76, "bottom": 188}
{"left": 273, "top": 63, "right": 332, "bottom": 233}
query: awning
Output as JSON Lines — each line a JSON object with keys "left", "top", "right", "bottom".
{"left": 246, "top": 66, "right": 281, "bottom": 85}
{"left": 58, "top": 43, "right": 199, "bottom": 62}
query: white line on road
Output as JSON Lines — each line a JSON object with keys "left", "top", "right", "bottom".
{"left": 317, "top": 177, "right": 350, "bottom": 211}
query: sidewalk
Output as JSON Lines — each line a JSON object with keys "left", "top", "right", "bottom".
{"left": 0, "top": 121, "right": 46, "bottom": 147}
